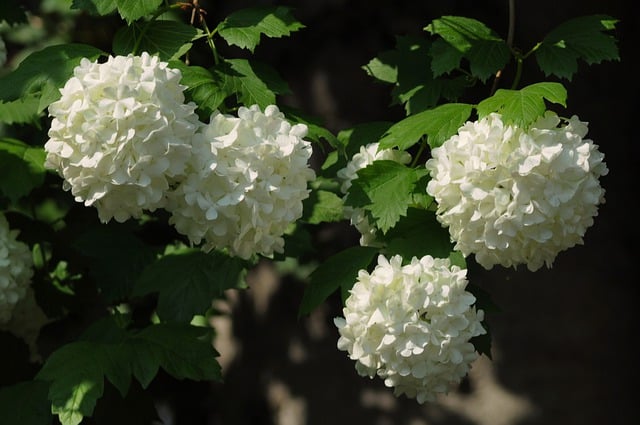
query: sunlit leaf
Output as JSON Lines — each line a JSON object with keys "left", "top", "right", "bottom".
{"left": 217, "top": 6, "right": 304, "bottom": 52}
{"left": 476, "top": 82, "right": 567, "bottom": 127}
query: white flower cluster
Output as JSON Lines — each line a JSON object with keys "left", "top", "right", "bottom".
{"left": 337, "top": 143, "right": 411, "bottom": 246}
{"left": 0, "top": 213, "right": 34, "bottom": 324}
{"left": 0, "top": 35, "right": 7, "bottom": 67}
{"left": 335, "top": 254, "right": 485, "bottom": 404}
{"left": 44, "top": 52, "right": 200, "bottom": 223}
{"left": 44, "top": 53, "right": 316, "bottom": 259}
{"left": 167, "top": 105, "right": 315, "bottom": 259}
{"left": 426, "top": 112, "right": 608, "bottom": 271}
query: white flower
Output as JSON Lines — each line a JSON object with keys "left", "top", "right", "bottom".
{"left": 44, "top": 52, "right": 201, "bottom": 223}
{"left": 167, "top": 104, "right": 315, "bottom": 259}
{"left": 0, "top": 35, "right": 7, "bottom": 67}
{"left": 425, "top": 112, "right": 608, "bottom": 271}
{"left": 335, "top": 254, "right": 486, "bottom": 404}
{"left": 337, "top": 143, "right": 411, "bottom": 246}
{"left": 0, "top": 213, "right": 34, "bottom": 324}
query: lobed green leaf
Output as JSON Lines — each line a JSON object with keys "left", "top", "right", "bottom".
{"left": 36, "top": 319, "right": 221, "bottom": 424}
{"left": 115, "top": 0, "right": 162, "bottom": 24}
{"left": 133, "top": 247, "right": 246, "bottom": 323}
{"left": 37, "top": 342, "right": 107, "bottom": 425}
{"left": 0, "top": 44, "right": 104, "bottom": 111}
{"left": 378, "top": 103, "right": 473, "bottom": 151}
{"left": 425, "top": 15, "right": 510, "bottom": 81}
{"left": 345, "top": 161, "right": 429, "bottom": 233}
{"left": 535, "top": 14, "right": 619, "bottom": 80}
{"left": 381, "top": 208, "right": 454, "bottom": 260}
{"left": 72, "top": 224, "right": 158, "bottom": 303}
{"left": 213, "top": 58, "right": 289, "bottom": 109}
{"left": 217, "top": 6, "right": 305, "bottom": 52}
{"left": 0, "top": 138, "right": 46, "bottom": 203}
{"left": 302, "top": 190, "right": 344, "bottom": 224}
{"left": 299, "top": 246, "right": 378, "bottom": 316}
{"left": 476, "top": 82, "right": 567, "bottom": 127}
{"left": 168, "top": 62, "right": 228, "bottom": 117}
{"left": 113, "top": 20, "right": 203, "bottom": 61}
{"left": 364, "top": 36, "right": 470, "bottom": 114}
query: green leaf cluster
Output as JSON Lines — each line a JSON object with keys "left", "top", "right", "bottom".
{"left": 35, "top": 319, "right": 221, "bottom": 425}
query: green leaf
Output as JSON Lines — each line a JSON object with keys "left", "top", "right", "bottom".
{"left": 345, "top": 161, "right": 428, "bottom": 233}
{"left": 0, "top": 44, "right": 104, "bottom": 107}
{"left": 37, "top": 342, "right": 107, "bottom": 425}
{"left": 36, "top": 320, "right": 221, "bottom": 424}
{"left": 71, "top": 0, "right": 117, "bottom": 15}
{"left": 364, "top": 36, "right": 470, "bottom": 114}
{"left": 425, "top": 16, "right": 510, "bottom": 81}
{"left": 72, "top": 224, "right": 157, "bottom": 303}
{"left": 168, "top": 62, "right": 228, "bottom": 117}
{"left": 217, "top": 6, "right": 305, "bottom": 53}
{"left": 476, "top": 82, "right": 567, "bottom": 127}
{"left": 379, "top": 103, "right": 472, "bottom": 151}
{"left": 299, "top": 246, "right": 378, "bottom": 316}
{"left": 363, "top": 56, "right": 397, "bottom": 84}
{"left": 302, "top": 190, "right": 344, "bottom": 224}
{"left": 429, "top": 39, "right": 464, "bottom": 77}
{"left": 279, "top": 106, "right": 339, "bottom": 148}
{"left": 115, "top": 0, "right": 162, "bottom": 24}
{"left": 0, "top": 96, "right": 43, "bottom": 126}
{"left": 214, "top": 58, "right": 289, "bottom": 108}
{"left": 113, "top": 20, "right": 203, "bottom": 61}
{"left": 381, "top": 208, "right": 454, "bottom": 260}
{"left": 338, "top": 121, "right": 393, "bottom": 158}
{"left": 133, "top": 248, "right": 246, "bottom": 323}
{"left": 535, "top": 15, "right": 619, "bottom": 80}
{"left": 0, "top": 138, "right": 46, "bottom": 202}
{"left": 131, "top": 323, "right": 221, "bottom": 384}
{"left": 0, "top": 381, "right": 51, "bottom": 425}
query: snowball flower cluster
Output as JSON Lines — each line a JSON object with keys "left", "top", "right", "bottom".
{"left": 335, "top": 254, "right": 485, "bottom": 404}
{"left": 167, "top": 105, "right": 315, "bottom": 259}
{"left": 0, "top": 213, "right": 34, "bottom": 324}
{"left": 425, "top": 112, "right": 608, "bottom": 271}
{"left": 337, "top": 143, "right": 411, "bottom": 246}
{"left": 44, "top": 52, "right": 200, "bottom": 223}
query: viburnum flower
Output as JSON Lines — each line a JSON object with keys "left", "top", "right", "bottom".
{"left": 337, "top": 143, "right": 411, "bottom": 246}
{"left": 0, "top": 213, "right": 34, "bottom": 324}
{"left": 335, "top": 254, "right": 486, "bottom": 404}
{"left": 425, "top": 112, "right": 608, "bottom": 271}
{"left": 44, "top": 52, "right": 201, "bottom": 223}
{"left": 167, "top": 104, "right": 315, "bottom": 259}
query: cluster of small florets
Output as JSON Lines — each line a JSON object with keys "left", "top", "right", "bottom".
{"left": 337, "top": 143, "right": 411, "bottom": 246}
{"left": 44, "top": 53, "right": 315, "bottom": 259}
{"left": 0, "top": 213, "right": 34, "bottom": 324}
{"left": 167, "top": 105, "right": 315, "bottom": 259}
{"left": 334, "top": 254, "right": 486, "bottom": 403}
{"left": 425, "top": 112, "right": 608, "bottom": 271}
{"left": 45, "top": 52, "right": 200, "bottom": 223}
